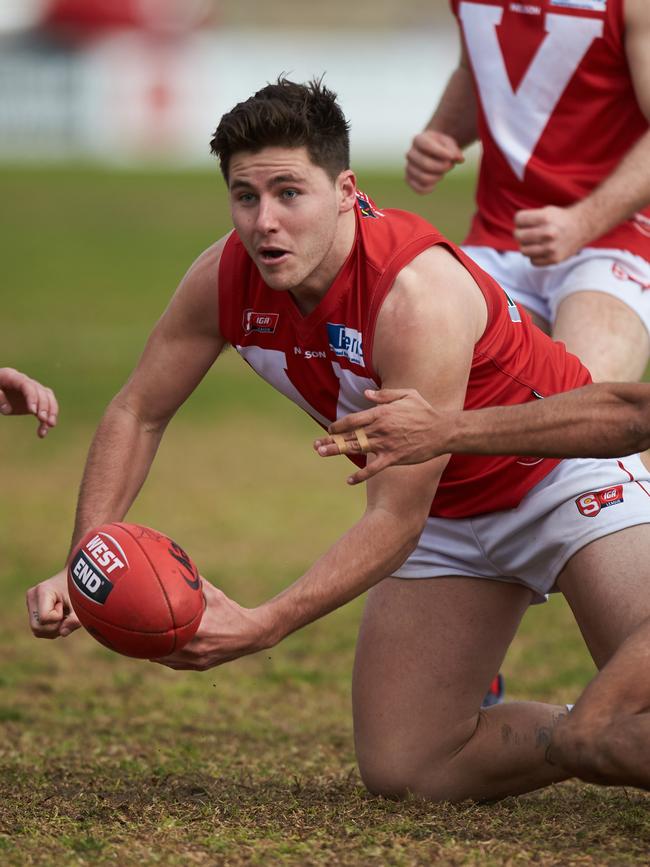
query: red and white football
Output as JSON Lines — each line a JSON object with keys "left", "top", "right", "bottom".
{"left": 67, "top": 522, "right": 204, "bottom": 658}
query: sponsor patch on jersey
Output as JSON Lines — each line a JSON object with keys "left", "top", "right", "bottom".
{"left": 243, "top": 309, "right": 279, "bottom": 335}
{"left": 550, "top": 0, "right": 606, "bottom": 10}
{"left": 327, "top": 323, "right": 365, "bottom": 366}
{"left": 576, "top": 485, "right": 624, "bottom": 518}
{"left": 294, "top": 346, "right": 327, "bottom": 360}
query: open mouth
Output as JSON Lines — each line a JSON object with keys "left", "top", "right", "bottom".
{"left": 259, "top": 248, "right": 289, "bottom": 264}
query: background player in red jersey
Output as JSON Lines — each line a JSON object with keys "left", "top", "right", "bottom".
{"left": 25, "top": 79, "right": 650, "bottom": 802}
{"left": 406, "top": 0, "right": 650, "bottom": 382}
{"left": 315, "top": 382, "right": 650, "bottom": 482}
{"left": 0, "top": 367, "right": 58, "bottom": 438}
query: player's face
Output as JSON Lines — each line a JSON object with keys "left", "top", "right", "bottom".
{"left": 228, "top": 146, "right": 356, "bottom": 300}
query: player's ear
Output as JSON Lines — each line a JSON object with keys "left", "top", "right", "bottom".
{"left": 337, "top": 170, "right": 357, "bottom": 213}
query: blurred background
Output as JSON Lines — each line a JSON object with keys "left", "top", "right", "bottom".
{"left": 0, "top": 0, "right": 458, "bottom": 166}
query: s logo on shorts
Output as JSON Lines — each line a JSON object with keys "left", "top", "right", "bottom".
{"left": 576, "top": 485, "right": 624, "bottom": 517}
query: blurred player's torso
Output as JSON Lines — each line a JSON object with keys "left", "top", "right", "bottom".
{"left": 451, "top": 0, "right": 650, "bottom": 254}
{"left": 218, "top": 194, "right": 589, "bottom": 518}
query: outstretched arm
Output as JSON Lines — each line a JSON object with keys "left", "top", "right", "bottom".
{"left": 514, "top": 0, "right": 650, "bottom": 265}
{"left": 314, "top": 382, "right": 650, "bottom": 485}
{"left": 27, "top": 240, "right": 228, "bottom": 639}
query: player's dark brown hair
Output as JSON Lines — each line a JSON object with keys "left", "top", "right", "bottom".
{"left": 210, "top": 77, "right": 350, "bottom": 182}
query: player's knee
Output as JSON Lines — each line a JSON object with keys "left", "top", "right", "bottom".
{"left": 358, "top": 752, "right": 450, "bottom": 802}
{"left": 356, "top": 713, "right": 484, "bottom": 802}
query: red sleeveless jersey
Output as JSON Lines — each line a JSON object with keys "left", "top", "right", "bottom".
{"left": 451, "top": 0, "right": 650, "bottom": 257}
{"left": 218, "top": 194, "right": 590, "bottom": 518}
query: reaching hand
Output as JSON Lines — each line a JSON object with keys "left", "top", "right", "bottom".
{"left": 0, "top": 367, "right": 58, "bottom": 438}
{"left": 26, "top": 569, "right": 81, "bottom": 639}
{"left": 514, "top": 205, "right": 589, "bottom": 266}
{"left": 153, "top": 579, "right": 275, "bottom": 671}
{"left": 314, "top": 388, "right": 452, "bottom": 484}
{"left": 405, "top": 131, "right": 464, "bottom": 195}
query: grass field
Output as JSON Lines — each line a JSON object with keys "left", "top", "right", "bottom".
{"left": 1, "top": 165, "right": 649, "bottom": 866}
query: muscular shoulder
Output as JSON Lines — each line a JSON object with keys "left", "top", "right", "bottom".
{"left": 169, "top": 233, "right": 233, "bottom": 331}
{"left": 371, "top": 246, "right": 487, "bottom": 411}
{"left": 181, "top": 234, "right": 231, "bottom": 297}
{"left": 376, "top": 245, "right": 487, "bottom": 346}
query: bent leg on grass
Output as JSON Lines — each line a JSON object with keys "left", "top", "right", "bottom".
{"left": 353, "top": 576, "right": 570, "bottom": 803}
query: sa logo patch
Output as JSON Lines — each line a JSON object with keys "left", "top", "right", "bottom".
{"left": 576, "top": 485, "right": 624, "bottom": 518}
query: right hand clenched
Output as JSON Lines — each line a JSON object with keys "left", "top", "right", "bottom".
{"left": 405, "top": 130, "right": 464, "bottom": 195}
{"left": 26, "top": 569, "right": 81, "bottom": 639}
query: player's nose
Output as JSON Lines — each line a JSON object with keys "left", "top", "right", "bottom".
{"left": 255, "top": 196, "right": 280, "bottom": 233}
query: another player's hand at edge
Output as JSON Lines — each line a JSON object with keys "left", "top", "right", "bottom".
{"left": 153, "top": 579, "right": 277, "bottom": 671}
{"left": 0, "top": 367, "right": 59, "bottom": 438}
{"left": 405, "top": 131, "right": 464, "bottom": 195}
{"left": 26, "top": 569, "right": 81, "bottom": 639}
{"left": 314, "top": 388, "right": 452, "bottom": 485}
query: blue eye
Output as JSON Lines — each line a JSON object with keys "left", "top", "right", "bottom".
{"left": 282, "top": 189, "right": 298, "bottom": 199}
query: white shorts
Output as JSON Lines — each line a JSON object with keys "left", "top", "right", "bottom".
{"left": 462, "top": 245, "right": 650, "bottom": 336}
{"left": 394, "top": 455, "right": 650, "bottom": 603}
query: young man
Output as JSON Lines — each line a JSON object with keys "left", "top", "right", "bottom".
{"left": 26, "top": 79, "right": 650, "bottom": 802}
{"left": 0, "top": 367, "right": 58, "bottom": 438}
{"left": 315, "top": 382, "right": 650, "bottom": 484}
{"left": 406, "top": 0, "right": 650, "bottom": 382}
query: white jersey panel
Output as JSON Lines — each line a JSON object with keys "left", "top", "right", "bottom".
{"left": 237, "top": 344, "right": 331, "bottom": 427}
{"left": 460, "top": 2, "right": 603, "bottom": 179}
{"left": 332, "top": 362, "right": 378, "bottom": 419}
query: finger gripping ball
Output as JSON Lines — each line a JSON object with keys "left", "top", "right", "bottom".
{"left": 67, "top": 522, "right": 204, "bottom": 658}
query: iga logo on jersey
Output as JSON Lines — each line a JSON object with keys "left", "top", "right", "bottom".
{"left": 243, "top": 310, "right": 279, "bottom": 334}
{"left": 327, "top": 324, "right": 365, "bottom": 366}
{"left": 576, "top": 485, "right": 624, "bottom": 518}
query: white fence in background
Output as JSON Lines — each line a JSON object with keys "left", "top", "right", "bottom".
{"left": 0, "top": 28, "right": 458, "bottom": 165}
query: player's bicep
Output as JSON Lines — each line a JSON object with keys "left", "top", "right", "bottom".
{"left": 365, "top": 246, "right": 486, "bottom": 519}
{"left": 373, "top": 246, "right": 484, "bottom": 412}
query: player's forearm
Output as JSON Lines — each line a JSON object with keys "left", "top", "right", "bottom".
{"left": 70, "top": 397, "right": 168, "bottom": 553}
{"left": 258, "top": 505, "right": 426, "bottom": 645}
{"left": 425, "top": 64, "right": 478, "bottom": 150}
{"left": 447, "top": 384, "right": 650, "bottom": 459}
{"left": 570, "top": 129, "right": 650, "bottom": 245}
